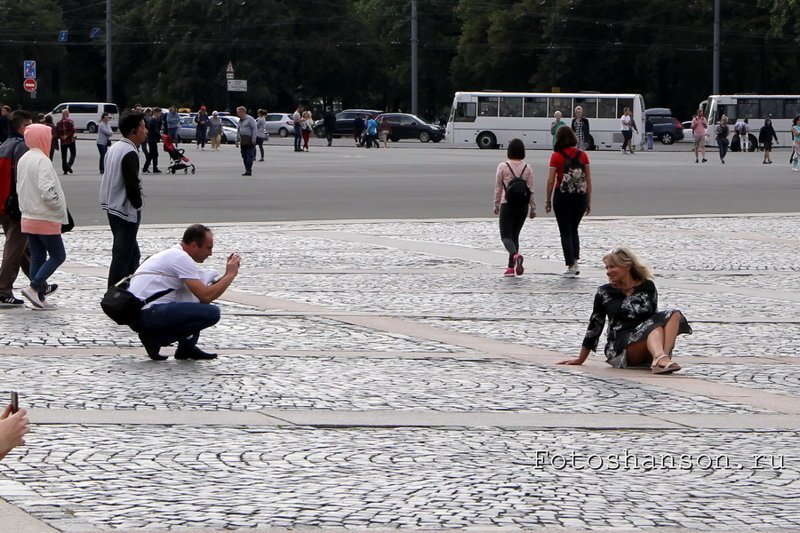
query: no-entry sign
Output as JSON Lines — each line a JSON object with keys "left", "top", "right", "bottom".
{"left": 23, "top": 78, "right": 37, "bottom": 92}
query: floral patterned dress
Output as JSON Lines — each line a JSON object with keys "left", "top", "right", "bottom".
{"left": 582, "top": 279, "right": 692, "bottom": 368}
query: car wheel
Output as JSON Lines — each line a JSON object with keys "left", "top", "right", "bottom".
{"left": 86, "top": 123, "right": 97, "bottom": 134}
{"left": 220, "top": 135, "right": 227, "bottom": 144}
{"left": 419, "top": 131, "right": 431, "bottom": 143}
{"left": 278, "top": 128, "right": 288, "bottom": 138}
{"left": 660, "top": 132, "right": 674, "bottom": 145}
{"left": 315, "top": 126, "right": 326, "bottom": 138}
{"left": 476, "top": 132, "right": 497, "bottom": 149}
{"left": 390, "top": 136, "right": 400, "bottom": 143}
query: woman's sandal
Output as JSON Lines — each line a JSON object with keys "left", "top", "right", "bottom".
{"left": 651, "top": 354, "right": 681, "bottom": 375}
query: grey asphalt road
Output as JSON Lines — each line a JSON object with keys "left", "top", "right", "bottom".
{"left": 62, "top": 137, "right": 798, "bottom": 226}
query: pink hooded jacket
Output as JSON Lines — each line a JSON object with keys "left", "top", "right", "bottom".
{"left": 24, "top": 124, "right": 52, "bottom": 155}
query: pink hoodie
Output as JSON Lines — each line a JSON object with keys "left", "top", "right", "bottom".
{"left": 24, "top": 123, "right": 52, "bottom": 154}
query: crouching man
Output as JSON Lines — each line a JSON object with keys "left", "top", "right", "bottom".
{"left": 129, "top": 223, "right": 241, "bottom": 361}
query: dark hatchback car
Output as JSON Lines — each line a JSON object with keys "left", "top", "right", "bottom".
{"left": 375, "top": 113, "right": 445, "bottom": 143}
{"left": 644, "top": 108, "right": 684, "bottom": 145}
{"left": 313, "top": 109, "right": 383, "bottom": 138}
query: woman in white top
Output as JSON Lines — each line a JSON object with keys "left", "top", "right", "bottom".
{"left": 620, "top": 107, "right": 637, "bottom": 154}
{"left": 493, "top": 138, "right": 536, "bottom": 277}
{"left": 301, "top": 110, "right": 313, "bottom": 151}
{"left": 16, "top": 124, "right": 69, "bottom": 309}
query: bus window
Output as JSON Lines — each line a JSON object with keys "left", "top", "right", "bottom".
{"left": 785, "top": 99, "right": 800, "bottom": 119}
{"left": 597, "top": 98, "right": 617, "bottom": 118}
{"left": 618, "top": 98, "right": 633, "bottom": 117}
{"left": 737, "top": 99, "right": 759, "bottom": 119}
{"left": 499, "top": 97, "right": 523, "bottom": 117}
{"left": 478, "top": 97, "right": 499, "bottom": 117}
{"left": 523, "top": 97, "right": 547, "bottom": 117}
{"left": 549, "top": 97, "right": 572, "bottom": 117}
{"left": 716, "top": 104, "right": 736, "bottom": 121}
{"left": 454, "top": 102, "right": 476, "bottom": 122}
{"left": 574, "top": 98, "right": 597, "bottom": 118}
{"left": 760, "top": 99, "right": 781, "bottom": 119}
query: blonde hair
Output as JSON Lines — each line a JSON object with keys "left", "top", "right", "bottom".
{"left": 603, "top": 246, "right": 654, "bottom": 281}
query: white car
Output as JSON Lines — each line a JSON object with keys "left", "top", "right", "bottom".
{"left": 681, "top": 121, "right": 694, "bottom": 143}
{"left": 264, "top": 113, "right": 294, "bottom": 137}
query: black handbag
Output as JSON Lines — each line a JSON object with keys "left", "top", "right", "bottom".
{"left": 101, "top": 275, "right": 173, "bottom": 326}
{"left": 61, "top": 210, "right": 74, "bottom": 233}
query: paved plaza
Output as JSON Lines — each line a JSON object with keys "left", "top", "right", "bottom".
{"left": 1, "top": 213, "right": 799, "bottom": 531}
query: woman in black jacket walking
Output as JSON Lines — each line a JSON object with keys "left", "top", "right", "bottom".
{"left": 758, "top": 118, "right": 778, "bottom": 164}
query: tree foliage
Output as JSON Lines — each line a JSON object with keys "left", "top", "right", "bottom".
{"left": 0, "top": 0, "right": 797, "bottom": 120}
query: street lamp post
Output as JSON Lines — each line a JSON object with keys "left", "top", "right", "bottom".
{"left": 713, "top": 0, "right": 720, "bottom": 95}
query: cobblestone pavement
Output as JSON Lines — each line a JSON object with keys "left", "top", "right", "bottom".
{"left": 1, "top": 426, "right": 798, "bottom": 531}
{"left": 0, "top": 214, "right": 798, "bottom": 531}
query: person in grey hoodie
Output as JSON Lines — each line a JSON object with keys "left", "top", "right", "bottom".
{"left": 96, "top": 112, "right": 114, "bottom": 174}
{"left": 99, "top": 112, "right": 147, "bottom": 288}
{"left": 166, "top": 106, "right": 181, "bottom": 144}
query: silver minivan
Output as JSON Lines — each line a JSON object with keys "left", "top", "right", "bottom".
{"left": 46, "top": 102, "right": 119, "bottom": 133}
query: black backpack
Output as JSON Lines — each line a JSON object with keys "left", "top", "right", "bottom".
{"left": 503, "top": 163, "right": 531, "bottom": 206}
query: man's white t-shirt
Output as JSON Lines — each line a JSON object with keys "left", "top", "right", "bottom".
{"left": 129, "top": 246, "right": 200, "bottom": 309}
{"left": 620, "top": 115, "right": 632, "bottom": 131}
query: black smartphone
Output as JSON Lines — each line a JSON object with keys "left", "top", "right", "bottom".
{"left": 10, "top": 391, "right": 18, "bottom": 414}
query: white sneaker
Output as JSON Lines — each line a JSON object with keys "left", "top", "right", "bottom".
{"left": 571, "top": 262, "right": 580, "bottom": 276}
{"left": 561, "top": 268, "right": 576, "bottom": 278}
{"left": 21, "top": 286, "right": 45, "bottom": 309}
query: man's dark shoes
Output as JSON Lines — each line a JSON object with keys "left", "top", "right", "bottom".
{"left": 242, "top": 171, "right": 252, "bottom": 176}
{"left": 44, "top": 283, "right": 58, "bottom": 295}
{"left": 0, "top": 295, "right": 24, "bottom": 307}
{"left": 175, "top": 346, "right": 218, "bottom": 360}
{"left": 139, "top": 333, "right": 167, "bottom": 361}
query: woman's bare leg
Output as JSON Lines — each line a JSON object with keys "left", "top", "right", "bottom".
{"left": 662, "top": 312, "right": 683, "bottom": 355}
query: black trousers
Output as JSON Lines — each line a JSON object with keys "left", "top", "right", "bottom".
{"left": 553, "top": 190, "right": 587, "bottom": 267}
{"left": 60, "top": 142, "right": 76, "bottom": 172}
{"left": 107, "top": 212, "right": 141, "bottom": 288}
{"left": 144, "top": 139, "right": 159, "bottom": 171}
{"left": 499, "top": 203, "right": 528, "bottom": 267}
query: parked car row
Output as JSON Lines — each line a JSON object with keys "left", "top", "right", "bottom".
{"left": 176, "top": 115, "right": 239, "bottom": 143}
{"left": 311, "top": 109, "right": 444, "bottom": 143}
{"left": 178, "top": 107, "right": 447, "bottom": 144}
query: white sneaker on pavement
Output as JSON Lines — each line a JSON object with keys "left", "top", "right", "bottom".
{"left": 21, "top": 286, "right": 45, "bottom": 309}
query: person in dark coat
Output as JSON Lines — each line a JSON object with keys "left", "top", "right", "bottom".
{"left": 758, "top": 118, "right": 778, "bottom": 164}
{"left": 323, "top": 106, "right": 337, "bottom": 147}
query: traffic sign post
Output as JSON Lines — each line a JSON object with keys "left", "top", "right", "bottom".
{"left": 23, "top": 78, "right": 38, "bottom": 93}
{"left": 23, "top": 60, "right": 36, "bottom": 79}
{"left": 227, "top": 79, "right": 247, "bottom": 92}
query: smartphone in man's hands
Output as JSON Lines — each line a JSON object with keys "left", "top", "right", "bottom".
{"left": 10, "top": 392, "right": 18, "bottom": 414}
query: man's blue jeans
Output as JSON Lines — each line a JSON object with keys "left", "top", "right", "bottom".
{"left": 293, "top": 125, "right": 302, "bottom": 151}
{"left": 135, "top": 302, "right": 221, "bottom": 350}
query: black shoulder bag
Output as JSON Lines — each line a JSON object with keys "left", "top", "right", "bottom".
{"left": 101, "top": 273, "right": 174, "bottom": 327}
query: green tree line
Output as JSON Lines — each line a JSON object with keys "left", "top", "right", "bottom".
{"left": 0, "top": 0, "right": 797, "bottom": 119}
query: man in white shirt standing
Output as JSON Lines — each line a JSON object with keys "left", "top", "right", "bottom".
{"left": 129, "top": 224, "right": 241, "bottom": 361}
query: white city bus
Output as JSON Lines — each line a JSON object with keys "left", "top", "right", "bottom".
{"left": 701, "top": 94, "right": 800, "bottom": 148}
{"left": 445, "top": 91, "right": 645, "bottom": 150}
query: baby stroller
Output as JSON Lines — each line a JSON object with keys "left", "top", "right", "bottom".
{"left": 162, "top": 134, "right": 196, "bottom": 174}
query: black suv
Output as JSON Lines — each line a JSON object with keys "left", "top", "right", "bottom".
{"left": 374, "top": 113, "right": 445, "bottom": 143}
{"left": 313, "top": 109, "right": 383, "bottom": 138}
{"left": 644, "top": 108, "right": 684, "bottom": 145}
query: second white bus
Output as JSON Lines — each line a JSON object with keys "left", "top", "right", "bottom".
{"left": 445, "top": 91, "right": 645, "bottom": 150}
{"left": 701, "top": 94, "right": 800, "bottom": 148}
